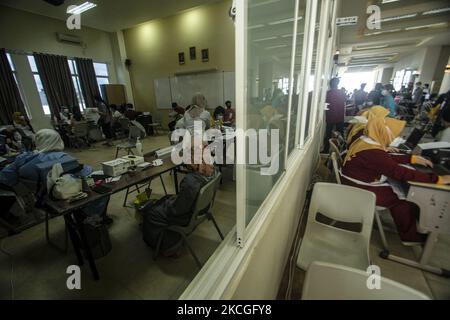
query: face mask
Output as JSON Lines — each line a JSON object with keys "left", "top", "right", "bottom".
{"left": 382, "top": 90, "right": 388, "bottom": 96}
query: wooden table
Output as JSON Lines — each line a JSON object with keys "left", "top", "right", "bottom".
{"left": 44, "top": 153, "right": 180, "bottom": 280}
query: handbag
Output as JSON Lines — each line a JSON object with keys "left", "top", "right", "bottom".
{"left": 50, "top": 174, "right": 83, "bottom": 200}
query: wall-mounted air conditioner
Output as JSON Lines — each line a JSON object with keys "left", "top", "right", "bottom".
{"left": 56, "top": 33, "right": 82, "bottom": 45}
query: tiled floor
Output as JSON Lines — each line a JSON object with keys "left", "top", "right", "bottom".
{"left": 0, "top": 134, "right": 236, "bottom": 299}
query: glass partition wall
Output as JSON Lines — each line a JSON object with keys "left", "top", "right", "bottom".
{"left": 236, "top": 0, "right": 334, "bottom": 245}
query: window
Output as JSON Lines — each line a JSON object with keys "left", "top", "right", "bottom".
{"left": 67, "top": 59, "right": 86, "bottom": 110}
{"left": 27, "top": 55, "right": 51, "bottom": 115}
{"left": 240, "top": 0, "right": 308, "bottom": 231}
{"left": 94, "top": 62, "right": 110, "bottom": 97}
{"left": 6, "top": 53, "right": 31, "bottom": 118}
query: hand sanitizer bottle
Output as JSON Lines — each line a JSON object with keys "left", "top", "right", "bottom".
{"left": 136, "top": 138, "right": 143, "bottom": 156}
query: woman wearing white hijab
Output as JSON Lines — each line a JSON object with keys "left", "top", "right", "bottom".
{"left": 0, "top": 129, "right": 67, "bottom": 186}
{"left": 175, "top": 93, "right": 212, "bottom": 133}
{"left": 0, "top": 129, "right": 112, "bottom": 224}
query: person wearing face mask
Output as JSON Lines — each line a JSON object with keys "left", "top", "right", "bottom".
{"left": 341, "top": 116, "right": 450, "bottom": 246}
{"left": 381, "top": 84, "right": 397, "bottom": 118}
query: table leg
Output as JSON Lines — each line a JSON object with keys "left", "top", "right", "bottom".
{"left": 74, "top": 212, "right": 100, "bottom": 281}
{"left": 420, "top": 232, "right": 438, "bottom": 265}
{"left": 64, "top": 215, "right": 84, "bottom": 266}
{"left": 173, "top": 168, "right": 179, "bottom": 194}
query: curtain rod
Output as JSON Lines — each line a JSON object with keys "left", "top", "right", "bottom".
{"left": 5, "top": 48, "right": 111, "bottom": 65}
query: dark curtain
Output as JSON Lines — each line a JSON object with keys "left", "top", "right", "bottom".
{"left": 0, "top": 48, "right": 27, "bottom": 125}
{"left": 75, "top": 57, "right": 100, "bottom": 108}
{"left": 33, "top": 53, "right": 81, "bottom": 120}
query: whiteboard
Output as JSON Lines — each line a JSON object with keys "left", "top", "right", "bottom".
{"left": 223, "top": 71, "right": 235, "bottom": 105}
{"left": 154, "top": 72, "right": 235, "bottom": 110}
{"left": 154, "top": 77, "right": 172, "bottom": 109}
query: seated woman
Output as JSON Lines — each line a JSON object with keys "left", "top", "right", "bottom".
{"left": 346, "top": 106, "right": 390, "bottom": 147}
{"left": 0, "top": 129, "right": 111, "bottom": 224}
{"left": 176, "top": 104, "right": 210, "bottom": 134}
{"left": 142, "top": 143, "right": 217, "bottom": 256}
{"left": 341, "top": 117, "right": 450, "bottom": 245}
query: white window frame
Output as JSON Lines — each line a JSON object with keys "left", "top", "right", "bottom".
{"left": 27, "top": 55, "right": 51, "bottom": 116}
{"left": 67, "top": 59, "right": 87, "bottom": 110}
{"left": 93, "top": 62, "right": 110, "bottom": 98}
{"left": 6, "top": 53, "right": 32, "bottom": 119}
{"left": 181, "top": 0, "right": 337, "bottom": 299}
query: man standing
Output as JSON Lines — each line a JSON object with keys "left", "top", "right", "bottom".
{"left": 223, "top": 100, "right": 236, "bottom": 125}
{"left": 353, "top": 83, "right": 368, "bottom": 110}
{"left": 412, "top": 82, "right": 423, "bottom": 106}
{"left": 323, "top": 77, "right": 346, "bottom": 153}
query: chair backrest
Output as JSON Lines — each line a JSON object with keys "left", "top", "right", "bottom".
{"left": 331, "top": 152, "right": 342, "bottom": 184}
{"left": 73, "top": 121, "right": 89, "bottom": 137}
{"left": 307, "top": 182, "right": 375, "bottom": 237}
{"left": 119, "top": 118, "right": 130, "bottom": 130}
{"left": 302, "top": 261, "right": 430, "bottom": 300}
{"left": 129, "top": 126, "right": 142, "bottom": 141}
{"left": 329, "top": 138, "right": 342, "bottom": 159}
{"left": 192, "top": 172, "right": 222, "bottom": 220}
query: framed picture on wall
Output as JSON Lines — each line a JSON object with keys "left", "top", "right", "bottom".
{"left": 189, "top": 46, "right": 196, "bottom": 60}
{"left": 201, "top": 49, "right": 209, "bottom": 62}
{"left": 178, "top": 52, "right": 185, "bottom": 65}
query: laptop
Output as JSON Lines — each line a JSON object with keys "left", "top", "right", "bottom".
{"left": 399, "top": 128, "right": 426, "bottom": 151}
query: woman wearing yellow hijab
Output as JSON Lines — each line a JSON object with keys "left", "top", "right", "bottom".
{"left": 341, "top": 116, "right": 450, "bottom": 245}
{"left": 346, "top": 106, "right": 390, "bottom": 147}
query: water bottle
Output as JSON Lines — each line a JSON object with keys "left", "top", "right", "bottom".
{"left": 136, "top": 138, "right": 143, "bottom": 156}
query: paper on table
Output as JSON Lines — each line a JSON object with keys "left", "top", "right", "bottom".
{"left": 418, "top": 141, "right": 450, "bottom": 150}
{"left": 91, "top": 170, "right": 104, "bottom": 175}
{"left": 137, "top": 162, "right": 152, "bottom": 168}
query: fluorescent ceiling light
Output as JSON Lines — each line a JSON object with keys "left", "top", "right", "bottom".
{"left": 268, "top": 17, "right": 302, "bottom": 25}
{"left": 365, "top": 28, "right": 401, "bottom": 36}
{"left": 265, "top": 45, "right": 288, "bottom": 50}
{"left": 355, "top": 44, "right": 389, "bottom": 50}
{"left": 248, "top": 24, "right": 265, "bottom": 30}
{"left": 253, "top": 36, "right": 278, "bottom": 42}
{"left": 405, "top": 22, "right": 448, "bottom": 31}
{"left": 67, "top": 2, "right": 97, "bottom": 15}
{"left": 281, "top": 32, "right": 304, "bottom": 38}
{"left": 422, "top": 7, "right": 450, "bottom": 15}
{"left": 249, "top": 0, "right": 281, "bottom": 8}
{"left": 378, "top": 13, "right": 417, "bottom": 23}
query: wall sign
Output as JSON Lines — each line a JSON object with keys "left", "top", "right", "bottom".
{"left": 178, "top": 52, "right": 185, "bottom": 65}
{"left": 202, "top": 49, "right": 209, "bottom": 62}
{"left": 189, "top": 46, "right": 196, "bottom": 60}
{"left": 336, "top": 16, "right": 358, "bottom": 27}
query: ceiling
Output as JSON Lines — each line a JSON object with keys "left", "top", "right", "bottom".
{"left": 0, "top": 0, "right": 223, "bottom": 32}
{"left": 337, "top": 0, "right": 450, "bottom": 72}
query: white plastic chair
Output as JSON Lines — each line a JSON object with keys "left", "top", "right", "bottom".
{"left": 330, "top": 152, "right": 342, "bottom": 184}
{"left": 302, "top": 261, "right": 430, "bottom": 300}
{"left": 297, "top": 182, "right": 376, "bottom": 271}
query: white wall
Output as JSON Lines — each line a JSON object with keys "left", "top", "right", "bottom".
{"left": 0, "top": 5, "right": 121, "bottom": 130}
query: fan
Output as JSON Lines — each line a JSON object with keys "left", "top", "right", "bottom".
{"left": 43, "top": 0, "right": 65, "bottom": 6}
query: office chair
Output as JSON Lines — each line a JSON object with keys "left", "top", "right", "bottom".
{"left": 115, "top": 126, "right": 142, "bottom": 158}
{"left": 152, "top": 172, "right": 224, "bottom": 268}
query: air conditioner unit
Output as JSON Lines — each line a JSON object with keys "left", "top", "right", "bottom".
{"left": 56, "top": 33, "right": 82, "bottom": 45}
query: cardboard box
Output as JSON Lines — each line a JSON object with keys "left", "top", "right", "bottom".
{"left": 102, "top": 159, "right": 130, "bottom": 177}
